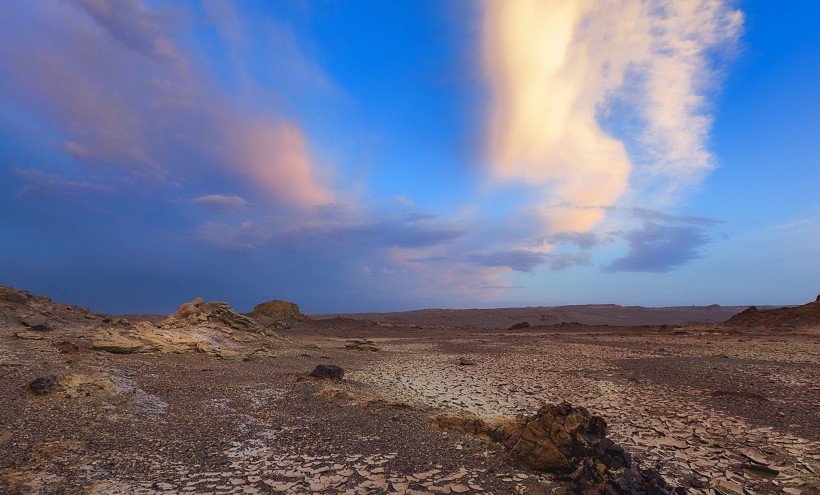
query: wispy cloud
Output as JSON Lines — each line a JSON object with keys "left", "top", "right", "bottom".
{"left": 482, "top": 0, "right": 742, "bottom": 232}
{"left": 13, "top": 167, "right": 112, "bottom": 204}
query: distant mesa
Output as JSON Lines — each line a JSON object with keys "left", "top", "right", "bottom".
{"left": 249, "top": 299, "right": 309, "bottom": 330}
{"left": 726, "top": 296, "right": 820, "bottom": 328}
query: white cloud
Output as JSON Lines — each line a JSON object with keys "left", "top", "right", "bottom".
{"left": 482, "top": 0, "right": 743, "bottom": 233}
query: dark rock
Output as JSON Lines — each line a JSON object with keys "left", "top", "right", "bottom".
{"left": 28, "top": 376, "right": 60, "bottom": 395}
{"left": 310, "top": 364, "right": 344, "bottom": 380}
{"left": 53, "top": 341, "right": 81, "bottom": 354}
{"left": 509, "top": 321, "right": 531, "bottom": 330}
{"left": 458, "top": 357, "right": 476, "bottom": 366}
{"left": 433, "top": 402, "right": 676, "bottom": 494}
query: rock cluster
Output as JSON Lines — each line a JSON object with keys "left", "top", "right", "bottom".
{"left": 433, "top": 402, "right": 675, "bottom": 495}
{"left": 90, "top": 298, "right": 291, "bottom": 358}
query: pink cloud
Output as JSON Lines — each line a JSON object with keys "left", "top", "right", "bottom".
{"left": 0, "top": 0, "right": 334, "bottom": 207}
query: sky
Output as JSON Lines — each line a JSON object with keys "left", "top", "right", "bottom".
{"left": 1, "top": 0, "right": 818, "bottom": 314}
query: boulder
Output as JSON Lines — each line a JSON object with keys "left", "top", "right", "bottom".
{"left": 435, "top": 402, "right": 605, "bottom": 472}
{"left": 345, "top": 338, "right": 381, "bottom": 351}
{"left": 21, "top": 313, "right": 49, "bottom": 331}
{"left": 310, "top": 364, "right": 344, "bottom": 380}
{"left": 458, "top": 357, "right": 476, "bottom": 366}
{"left": 432, "top": 402, "right": 674, "bottom": 494}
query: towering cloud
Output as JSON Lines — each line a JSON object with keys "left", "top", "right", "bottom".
{"left": 482, "top": 0, "right": 743, "bottom": 233}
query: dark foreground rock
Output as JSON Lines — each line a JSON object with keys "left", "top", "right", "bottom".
{"left": 310, "top": 364, "right": 344, "bottom": 380}
{"left": 433, "top": 402, "right": 676, "bottom": 495}
{"left": 27, "top": 376, "right": 60, "bottom": 395}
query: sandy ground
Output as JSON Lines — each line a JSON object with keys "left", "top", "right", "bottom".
{"left": 1, "top": 298, "right": 818, "bottom": 495}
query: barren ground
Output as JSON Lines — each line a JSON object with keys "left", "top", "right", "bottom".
{"left": 1, "top": 295, "right": 818, "bottom": 495}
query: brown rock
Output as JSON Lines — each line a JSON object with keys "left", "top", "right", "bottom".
{"left": 434, "top": 402, "right": 605, "bottom": 472}
{"left": 345, "top": 338, "right": 381, "bottom": 351}
{"left": 250, "top": 300, "right": 308, "bottom": 329}
{"left": 90, "top": 329, "right": 156, "bottom": 354}
{"left": 0, "top": 286, "right": 28, "bottom": 304}
{"left": 161, "top": 297, "right": 262, "bottom": 333}
{"left": 21, "top": 313, "right": 49, "bottom": 331}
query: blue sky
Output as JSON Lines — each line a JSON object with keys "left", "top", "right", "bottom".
{"left": 1, "top": 0, "right": 818, "bottom": 314}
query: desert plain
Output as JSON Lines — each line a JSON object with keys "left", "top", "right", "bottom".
{"left": 1, "top": 286, "right": 818, "bottom": 495}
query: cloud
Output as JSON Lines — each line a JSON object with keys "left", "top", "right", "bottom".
{"left": 0, "top": 0, "right": 334, "bottom": 208}
{"left": 13, "top": 167, "right": 112, "bottom": 204}
{"left": 189, "top": 194, "right": 247, "bottom": 213}
{"left": 604, "top": 221, "right": 710, "bottom": 272}
{"left": 468, "top": 250, "right": 546, "bottom": 272}
{"left": 481, "top": 0, "right": 743, "bottom": 232}
{"left": 547, "top": 231, "right": 602, "bottom": 250}
{"left": 548, "top": 252, "right": 592, "bottom": 270}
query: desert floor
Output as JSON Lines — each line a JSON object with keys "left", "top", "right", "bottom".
{"left": 1, "top": 304, "right": 819, "bottom": 495}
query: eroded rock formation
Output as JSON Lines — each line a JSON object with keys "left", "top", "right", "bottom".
{"left": 433, "top": 402, "right": 675, "bottom": 495}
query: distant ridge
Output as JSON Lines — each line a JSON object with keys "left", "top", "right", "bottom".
{"left": 726, "top": 296, "right": 820, "bottom": 327}
{"left": 312, "top": 303, "right": 757, "bottom": 328}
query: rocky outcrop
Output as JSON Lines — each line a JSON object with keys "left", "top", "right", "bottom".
{"left": 89, "top": 299, "right": 292, "bottom": 358}
{"left": 433, "top": 402, "right": 675, "bottom": 495}
{"left": 250, "top": 300, "right": 308, "bottom": 329}
{"left": 161, "top": 298, "right": 262, "bottom": 333}
{"left": 0, "top": 286, "right": 29, "bottom": 304}
{"left": 726, "top": 296, "right": 820, "bottom": 328}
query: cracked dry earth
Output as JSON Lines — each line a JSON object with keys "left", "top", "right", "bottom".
{"left": 2, "top": 320, "right": 819, "bottom": 495}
